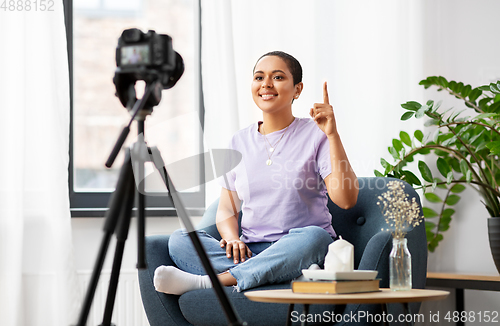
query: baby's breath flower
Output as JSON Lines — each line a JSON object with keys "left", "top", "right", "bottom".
{"left": 377, "top": 180, "right": 423, "bottom": 239}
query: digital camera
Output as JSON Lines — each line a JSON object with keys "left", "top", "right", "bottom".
{"left": 113, "top": 28, "right": 184, "bottom": 109}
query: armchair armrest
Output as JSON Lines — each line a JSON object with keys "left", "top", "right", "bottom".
{"left": 357, "top": 231, "right": 392, "bottom": 286}
{"left": 195, "top": 198, "right": 242, "bottom": 240}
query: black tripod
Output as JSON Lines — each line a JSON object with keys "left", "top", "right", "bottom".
{"left": 74, "top": 81, "right": 245, "bottom": 326}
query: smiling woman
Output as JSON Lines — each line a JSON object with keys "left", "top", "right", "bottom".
{"left": 152, "top": 50, "right": 358, "bottom": 295}
{"left": 252, "top": 52, "right": 303, "bottom": 122}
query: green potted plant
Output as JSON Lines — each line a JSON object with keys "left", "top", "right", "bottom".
{"left": 375, "top": 76, "right": 500, "bottom": 271}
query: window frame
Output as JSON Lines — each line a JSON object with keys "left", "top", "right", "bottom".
{"left": 63, "top": 0, "right": 206, "bottom": 217}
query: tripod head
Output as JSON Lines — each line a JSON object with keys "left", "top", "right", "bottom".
{"left": 105, "top": 80, "right": 164, "bottom": 168}
{"left": 116, "top": 80, "right": 163, "bottom": 121}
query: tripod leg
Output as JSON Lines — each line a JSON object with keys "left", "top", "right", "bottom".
{"left": 75, "top": 150, "right": 134, "bottom": 326}
{"left": 100, "top": 164, "right": 136, "bottom": 326}
{"left": 136, "top": 166, "right": 146, "bottom": 269}
{"left": 131, "top": 129, "right": 148, "bottom": 269}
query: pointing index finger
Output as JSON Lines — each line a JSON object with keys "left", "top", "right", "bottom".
{"left": 323, "top": 81, "right": 329, "bottom": 104}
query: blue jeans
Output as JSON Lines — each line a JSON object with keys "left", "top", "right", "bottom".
{"left": 168, "top": 226, "right": 334, "bottom": 291}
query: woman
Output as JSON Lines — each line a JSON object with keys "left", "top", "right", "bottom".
{"left": 154, "top": 51, "right": 358, "bottom": 295}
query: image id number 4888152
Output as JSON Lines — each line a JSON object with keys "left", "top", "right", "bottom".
{"left": 444, "top": 310, "right": 499, "bottom": 323}
{"left": 1, "top": 0, "right": 55, "bottom": 11}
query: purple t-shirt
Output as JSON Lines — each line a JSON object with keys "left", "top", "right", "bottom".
{"left": 218, "top": 117, "right": 336, "bottom": 243}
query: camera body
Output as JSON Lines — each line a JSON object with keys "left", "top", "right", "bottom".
{"left": 114, "top": 28, "right": 184, "bottom": 110}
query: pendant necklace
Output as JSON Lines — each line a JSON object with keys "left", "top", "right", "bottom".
{"left": 261, "top": 118, "right": 294, "bottom": 166}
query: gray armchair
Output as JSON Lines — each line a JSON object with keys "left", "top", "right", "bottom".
{"left": 138, "top": 177, "right": 428, "bottom": 325}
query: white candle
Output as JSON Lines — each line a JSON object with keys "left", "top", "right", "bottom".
{"left": 324, "top": 236, "right": 354, "bottom": 272}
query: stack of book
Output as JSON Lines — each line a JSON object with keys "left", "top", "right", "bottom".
{"left": 292, "top": 275, "right": 380, "bottom": 294}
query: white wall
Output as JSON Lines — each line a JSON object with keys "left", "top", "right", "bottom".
{"left": 418, "top": 1, "right": 500, "bottom": 324}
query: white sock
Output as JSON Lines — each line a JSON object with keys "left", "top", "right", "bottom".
{"left": 153, "top": 265, "right": 212, "bottom": 295}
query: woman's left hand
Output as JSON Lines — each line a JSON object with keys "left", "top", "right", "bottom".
{"left": 310, "top": 81, "right": 337, "bottom": 137}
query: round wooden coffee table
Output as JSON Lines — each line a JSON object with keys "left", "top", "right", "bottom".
{"left": 245, "top": 288, "right": 449, "bottom": 326}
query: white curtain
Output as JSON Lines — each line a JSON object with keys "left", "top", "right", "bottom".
{"left": 0, "top": 3, "right": 79, "bottom": 326}
{"left": 201, "top": 0, "right": 425, "bottom": 206}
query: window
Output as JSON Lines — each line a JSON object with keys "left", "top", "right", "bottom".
{"left": 64, "top": 0, "right": 205, "bottom": 217}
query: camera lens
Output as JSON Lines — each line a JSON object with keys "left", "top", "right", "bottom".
{"left": 164, "top": 52, "right": 184, "bottom": 89}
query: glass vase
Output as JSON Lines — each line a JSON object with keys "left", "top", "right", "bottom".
{"left": 389, "top": 237, "right": 412, "bottom": 291}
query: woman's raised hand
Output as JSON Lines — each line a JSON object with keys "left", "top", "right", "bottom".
{"left": 310, "top": 81, "right": 337, "bottom": 137}
{"left": 220, "top": 238, "right": 252, "bottom": 264}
